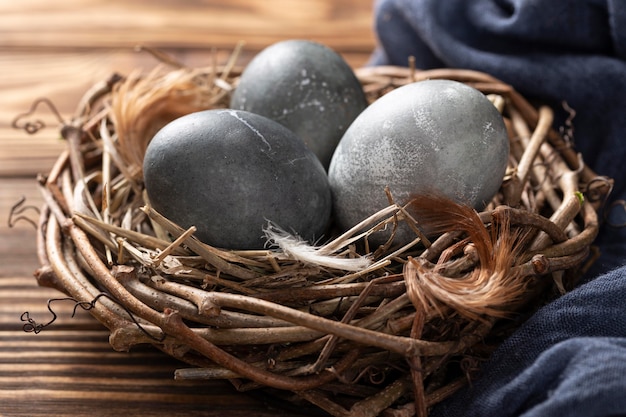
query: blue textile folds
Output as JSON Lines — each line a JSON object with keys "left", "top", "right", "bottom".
{"left": 370, "top": 0, "right": 626, "bottom": 415}
{"left": 431, "top": 268, "right": 626, "bottom": 417}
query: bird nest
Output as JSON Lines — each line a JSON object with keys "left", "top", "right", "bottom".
{"left": 23, "top": 47, "right": 613, "bottom": 417}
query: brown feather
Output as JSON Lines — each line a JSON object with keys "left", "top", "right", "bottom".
{"left": 408, "top": 193, "right": 493, "bottom": 269}
{"left": 404, "top": 194, "right": 528, "bottom": 320}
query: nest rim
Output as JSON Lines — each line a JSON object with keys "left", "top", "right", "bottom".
{"left": 24, "top": 50, "right": 613, "bottom": 417}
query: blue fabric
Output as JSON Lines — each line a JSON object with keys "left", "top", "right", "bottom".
{"left": 432, "top": 268, "right": 626, "bottom": 417}
{"left": 370, "top": 0, "right": 626, "bottom": 415}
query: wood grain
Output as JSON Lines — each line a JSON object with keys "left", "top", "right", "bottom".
{"left": 0, "top": 0, "right": 375, "bottom": 51}
{"left": 0, "top": 331, "right": 290, "bottom": 416}
{"left": 1, "top": 0, "right": 376, "bottom": 176}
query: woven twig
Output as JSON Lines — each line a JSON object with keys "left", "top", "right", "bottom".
{"left": 26, "top": 50, "right": 613, "bottom": 417}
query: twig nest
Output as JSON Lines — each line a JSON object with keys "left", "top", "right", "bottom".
{"left": 27, "top": 50, "right": 610, "bottom": 417}
{"left": 230, "top": 39, "right": 368, "bottom": 169}
{"left": 328, "top": 79, "right": 510, "bottom": 245}
{"left": 143, "top": 109, "right": 332, "bottom": 249}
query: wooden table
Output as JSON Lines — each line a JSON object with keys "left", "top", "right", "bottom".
{"left": 0, "top": 2, "right": 375, "bottom": 415}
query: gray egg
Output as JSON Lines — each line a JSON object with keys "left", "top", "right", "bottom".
{"left": 143, "top": 109, "right": 332, "bottom": 250}
{"left": 230, "top": 39, "right": 368, "bottom": 169}
{"left": 328, "top": 79, "right": 510, "bottom": 246}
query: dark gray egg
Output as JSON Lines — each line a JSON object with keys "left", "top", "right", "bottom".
{"left": 143, "top": 109, "right": 332, "bottom": 250}
{"left": 328, "top": 79, "right": 510, "bottom": 246}
{"left": 230, "top": 39, "right": 368, "bottom": 169}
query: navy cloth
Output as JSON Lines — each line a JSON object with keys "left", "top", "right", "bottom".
{"left": 369, "top": 0, "right": 626, "bottom": 415}
{"left": 431, "top": 268, "right": 626, "bottom": 417}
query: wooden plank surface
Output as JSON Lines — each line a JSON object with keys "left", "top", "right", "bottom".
{"left": 0, "top": 1, "right": 376, "bottom": 415}
{"left": 0, "top": 0, "right": 375, "bottom": 51}
{"left": 0, "top": 0, "right": 376, "bottom": 177}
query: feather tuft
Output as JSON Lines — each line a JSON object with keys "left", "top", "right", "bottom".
{"left": 264, "top": 223, "right": 372, "bottom": 272}
{"left": 404, "top": 194, "right": 529, "bottom": 320}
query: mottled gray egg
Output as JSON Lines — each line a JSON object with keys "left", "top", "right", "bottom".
{"left": 328, "top": 79, "right": 510, "bottom": 246}
{"left": 143, "top": 109, "right": 332, "bottom": 249}
{"left": 230, "top": 39, "right": 368, "bottom": 169}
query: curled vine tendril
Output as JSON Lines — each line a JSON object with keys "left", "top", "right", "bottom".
{"left": 583, "top": 176, "right": 614, "bottom": 206}
{"left": 21, "top": 293, "right": 165, "bottom": 342}
{"left": 11, "top": 97, "right": 66, "bottom": 135}
{"left": 559, "top": 100, "right": 576, "bottom": 146}
{"left": 8, "top": 196, "right": 40, "bottom": 229}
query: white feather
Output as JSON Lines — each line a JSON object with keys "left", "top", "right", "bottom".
{"left": 263, "top": 224, "right": 371, "bottom": 272}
